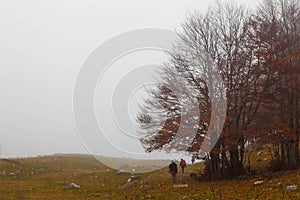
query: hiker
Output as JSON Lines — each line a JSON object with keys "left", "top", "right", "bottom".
{"left": 180, "top": 158, "right": 186, "bottom": 173}
{"left": 191, "top": 156, "right": 195, "bottom": 165}
{"left": 169, "top": 160, "right": 178, "bottom": 183}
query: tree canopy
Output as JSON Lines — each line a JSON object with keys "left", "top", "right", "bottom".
{"left": 137, "top": 0, "right": 300, "bottom": 179}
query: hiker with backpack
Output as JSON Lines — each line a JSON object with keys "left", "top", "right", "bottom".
{"left": 180, "top": 158, "right": 186, "bottom": 173}
{"left": 169, "top": 160, "right": 178, "bottom": 183}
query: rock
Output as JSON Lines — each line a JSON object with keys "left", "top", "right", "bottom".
{"left": 254, "top": 180, "right": 263, "bottom": 186}
{"left": 276, "top": 182, "right": 283, "bottom": 186}
{"left": 122, "top": 181, "right": 133, "bottom": 189}
{"left": 286, "top": 185, "right": 297, "bottom": 191}
{"left": 9, "top": 173, "right": 16, "bottom": 176}
{"left": 122, "top": 175, "right": 141, "bottom": 188}
{"left": 129, "top": 175, "right": 140, "bottom": 181}
{"left": 67, "top": 182, "right": 80, "bottom": 189}
{"left": 126, "top": 175, "right": 141, "bottom": 182}
{"left": 173, "top": 184, "right": 188, "bottom": 188}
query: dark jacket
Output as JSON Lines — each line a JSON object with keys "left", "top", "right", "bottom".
{"left": 169, "top": 162, "right": 178, "bottom": 175}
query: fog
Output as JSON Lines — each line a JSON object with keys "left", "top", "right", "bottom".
{"left": 0, "top": 0, "right": 261, "bottom": 158}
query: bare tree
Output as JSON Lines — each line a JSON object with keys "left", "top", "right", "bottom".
{"left": 137, "top": 0, "right": 300, "bottom": 179}
{"left": 251, "top": 0, "right": 300, "bottom": 169}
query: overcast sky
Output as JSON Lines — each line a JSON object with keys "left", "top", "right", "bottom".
{"left": 0, "top": 0, "right": 262, "bottom": 158}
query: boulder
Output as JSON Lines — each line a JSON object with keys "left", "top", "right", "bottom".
{"left": 254, "top": 180, "right": 263, "bottom": 186}
{"left": 67, "top": 183, "right": 80, "bottom": 189}
{"left": 286, "top": 185, "right": 297, "bottom": 191}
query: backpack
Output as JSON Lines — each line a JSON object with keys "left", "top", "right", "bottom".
{"left": 181, "top": 159, "right": 186, "bottom": 166}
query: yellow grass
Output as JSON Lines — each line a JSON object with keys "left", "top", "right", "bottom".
{"left": 0, "top": 153, "right": 300, "bottom": 199}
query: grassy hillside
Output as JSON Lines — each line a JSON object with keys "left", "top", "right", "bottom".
{"left": 94, "top": 155, "right": 170, "bottom": 173}
{"left": 0, "top": 153, "right": 300, "bottom": 199}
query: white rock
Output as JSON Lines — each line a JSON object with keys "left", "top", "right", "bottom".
{"left": 286, "top": 185, "right": 297, "bottom": 191}
{"left": 67, "top": 183, "right": 80, "bottom": 189}
{"left": 254, "top": 180, "right": 263, "bottom": 186}
{"left": 173, "top": 184, "right": 188, "bottom": 188}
